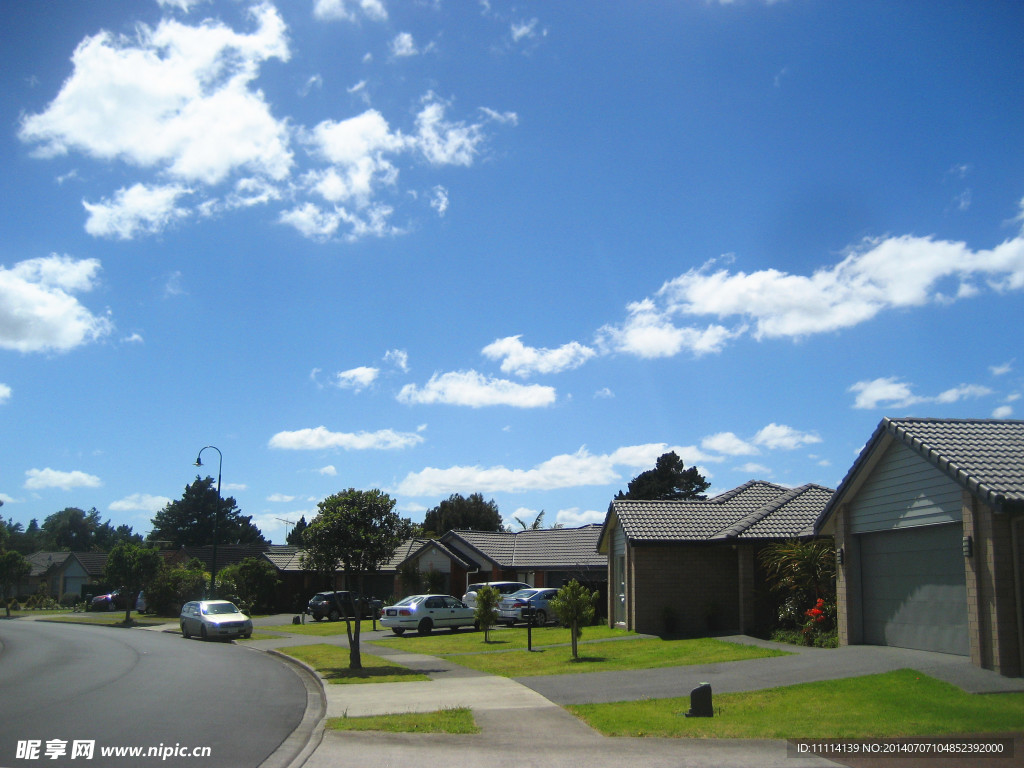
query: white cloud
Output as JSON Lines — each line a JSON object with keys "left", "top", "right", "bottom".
{"left": 414, "top": 95, "right": 485, "bottom": 167}
{"left": 313, "top": 0, "right": 387, "bottom": 22}
{"left": 269, "top": 426, "right": 425, "bottom": 451}
{"left": 384, "top": 349, "right": 409, "bottom": 372}
{"left": 993, "top": 405, "right": 1014, "bottom": 418}
{"left": 395, "top": 446, "right": 621, "bottom": 496}
{"left": 736, "top": 462, "right": 772, "bottom": 476}
{"left": 390, "top": 32, "right": 418, "bottom": 57}
{"left": 482, "top": 335, "right": 596, "bottom": 377}
{"left": 430, "top": 185, "right": 449, "bottom": 216}
{"left": 0, "top": 383, "right": 10, "bottom": 404}
{"left": 396, "top": 370, "right": 556, "bottom": 408}
{"left": 267, "top": 493, "right": 297, "bottom": 503}
{"left": 702, "top": 432, "right": 758, "bottom": 456}
{"left": 83, "top": 183, "right": 190, "bottom": 239}
{"left": 554, "top": 507, "right": 606, "bottom": 526}
{"left": 850, "top": 376, "right": 993, "bottom": 409}
{"left": 19, "top": 5, "right": 293, "bottom": 186}
{"left": 511, "top": 18, "right": 540, "bottom": 43}
{"left": 109, "top": 493, "right": 171, "bottom": 513}
{"left": 0, "top": 255, "right": 112, "bottom": 353}
{"left": 318, "top": 465, "right": 337, "bottom": 476}
{"left": 990, "top": 361, "right": 1013, "bottom": 376}
{"left": 25, "top": 467, "right": 102, "bottom": 491}
{"left": 751, "top": 423, "right": 821, "bottom": 450}
{"left": 278, "top": 203, "right": 343, "bottom": 240}
{"left": 597, "top": 299, "right": 738, "bottom": 358}
{"left": 335, "top": 366, "right": 379, "bottom": 391}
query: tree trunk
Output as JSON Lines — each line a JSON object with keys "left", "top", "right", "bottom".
{"left": 571, "top": 620, "right": 579, "bottom": 659}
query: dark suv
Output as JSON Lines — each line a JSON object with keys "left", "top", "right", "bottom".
{"left": 306, "top": 591, "right": 383, "bottom": 621}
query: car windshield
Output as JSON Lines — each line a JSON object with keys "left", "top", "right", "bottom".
{"left": 202, "top": 602, "right": 240, "bottom": 615}
{"left": 394, "top": 595, "right": 423, "bottom": 607}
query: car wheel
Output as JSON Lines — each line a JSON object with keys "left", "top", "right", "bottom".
{"left": 181, "top": 622, "right": 190, "bottom": 639}
{"left": 243, "top": 632, "right": 251, "bottom": 639}
{"left": 200, "top": 625, "right": 207, "bottom": 640}
{"left": 391, "top": 628, "right": 405, "bottom": 636}
{"left": 417, "top": 618, "right": 433, "bottom": 635}
{"left": 535, "top": 610, "right": 547, "bottom": 625}
{"left": 329, "top": 608, "right": 340, "bottom": 622}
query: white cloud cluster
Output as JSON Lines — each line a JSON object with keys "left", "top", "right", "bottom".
{"left": 482, "top": 335, "right": 596, "bottom": 377}
{"left": 335, "top": 366, "right": 379, "bottom": 391}
{"left": 0, "top": 383, "right": 11, "bottom": 404}
{"left": 849, "top": 377, "right": 994, "bottom": 410}
{"left": 268, "top": 426, "right": 424, "bottom": 451}
{"left": 19, "top": 6, "right": 502, "bottom": 243}
{"left": 701, "top": 423, "right": 821, "bottom": 456}
{"left": 396, "top": 370, "right": 556, "bottom": 408}
{"left": 25, "top": 467, "right": 102, "bottom": 491}
{"left": 109, "top": 493, "right": 171, "bottom": 513}
{"left": 0, "top": 255, "right": 112, "bottom": 353}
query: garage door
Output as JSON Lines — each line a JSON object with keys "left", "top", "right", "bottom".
{"left": 859, "top": 524, "right": 968, "bottom": 655}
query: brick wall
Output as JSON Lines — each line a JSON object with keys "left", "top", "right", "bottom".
{"left": 630, "top": 544, "right": 739, "bottom": 635}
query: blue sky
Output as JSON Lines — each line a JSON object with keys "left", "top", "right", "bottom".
{"left": 2, "top": 0, "right": 1023, "bottom": 544}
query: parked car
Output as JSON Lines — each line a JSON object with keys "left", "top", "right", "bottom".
{"left": 180, "top": 600, "right": 252, "bottom": 641}
{"left": 461, "top": 581, "right": 531, "bottom": 608}
{"left": 135, "top": 591, "right": 148, "bottom": 613}
{"left": 498, "top": 588, "right": 559, "bottom": 626}
{"left": 89, "top": 590, "right": 124, "bottom": 612}
{"left": 306, "top": 591, "right": 383, "bottom": 622}
{"left": 380, "top": 594, "right": 476, "bottom": 635}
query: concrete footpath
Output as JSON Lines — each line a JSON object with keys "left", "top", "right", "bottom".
{"left": 241, "top": 620, "right": 1024, "bottom": 768}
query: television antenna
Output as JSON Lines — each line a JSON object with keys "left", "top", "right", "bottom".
{"left": 276, "top": 517, "right": 296, "bottom": 540}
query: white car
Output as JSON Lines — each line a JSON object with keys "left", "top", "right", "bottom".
{"left": 180, "top": 600, "right": 253, "bottom": 641}
{"left": 461, "top": 581, "right": 531, "bottom": 608}
{"left": 380, "top": 594, "right": 476, "bottom": 635}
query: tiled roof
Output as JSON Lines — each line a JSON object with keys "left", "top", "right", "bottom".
{"left": 179, "top": 543, "right": 270, "bottom": 570}
{"left": 262, "top": 546, "right": 305, "bottom": 572}
{"left": 26, "top": 552, "right": 71, "bottom": 576}
{"left": 818, "top": 418, "right": 1024, "bottom": 528}
{"left": 69, "top": 551, "right": 109, "bottom": 576}
{"left": 443, "top": 526, "right": 607, "bottom": 570}
{"left": 261, "top": 540, "right": 475, "bottom": 572}
{"left": 604, "top": 480, "right": 833, "bottom": 546}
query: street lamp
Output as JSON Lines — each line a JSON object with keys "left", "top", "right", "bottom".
{"left": 194, "top": 446, "right": 222, "bottom": 598}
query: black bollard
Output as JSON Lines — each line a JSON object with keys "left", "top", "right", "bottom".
{"left": 684, "top": 682, "right": 713, "bottom": 717}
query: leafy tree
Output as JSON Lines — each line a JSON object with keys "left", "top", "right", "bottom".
{"left": 301, "top": 489, "right": 404, "bottom": 669}
{"left": 218, "top": 557, "right": 279, "bottom": 613}
{"left": 0, "top": 550, "right": 32, "bottom": 617}
{"left": 103, "top": 542, "right": 162, "bottom": 624}
{"left": 758, "top": 539, "right": 836, "bottom": 633}
{"left": 286, "top": 515, "right": 308, "bottom": 546}
{"left": 550, "top": 579, "right": 598, "bottom": 660}
{"left": 514, "top": 510, "right": 545, "bottom": 530}
{"left": 148, "top": 476, "right": 267, "bottom": 549}
{"left": 615, "top": 451, "right": 710, "bottom": 501}
{"left": 422, "top": 493, "right": 502, "bottom": 536}
{"left": 474, "top": 585, "right": 500, "bottom": 642}
{"left": 35, "top": 508, "right": 142, "bottom": 552}
{"left": 147, "top": 559, "right": 207, "bottom": 616}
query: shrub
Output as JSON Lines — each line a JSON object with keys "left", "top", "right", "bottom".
{"left": 60, "top": 592, "right": 79, "bottom": 608}
{"left": 474, "top": 586, "right": 500, "bottom": 641}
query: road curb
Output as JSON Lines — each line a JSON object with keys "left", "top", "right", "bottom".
{"left": 255, "top": 649, "right": 327, "bottom": 768}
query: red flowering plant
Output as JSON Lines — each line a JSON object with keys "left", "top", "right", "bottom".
{"left": 799, "top": 597, "right": 836, "bottom": 646}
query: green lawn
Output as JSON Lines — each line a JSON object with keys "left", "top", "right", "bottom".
{"left": 37, "top": 613, "right": 169, "bottom": 628}
{"left": 569, "top": 669, "right": 1024, "bottom": 739}
{"left": 276, "top": 643, "right": 431, "bottom": 683}
{"left": 261, "top": 619, "right": 381, "bottom": 636}
{"left": 442, "top": 636, "right": 788, "bottom": 678}
{"left": 326, "top": 708, "right": 479, "bottom": 734}
{"left": 371, "top": 623, "right": 629, "bottom": 654}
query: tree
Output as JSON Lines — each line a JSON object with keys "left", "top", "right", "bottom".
{"left": 147, "top": 559, "right": 207, "bottom": 616}
{"left": 149, "top": 476, "right": 267, "bottom": 548}
{"left": 514, "top": 510, "right": 545, "bottom": 530}
{"left": 104, "top": 542, "right": 162, "bottom": 624}
{"left": 550, "top": 579, "right": 598, "bottom": 660}
{"left": 615, "top": 451, "right": 710, "bottom": 501}
{"left": 474, "top": 585, "right": 500, "bottom": 642}
{"left": 0, "top": 550, "right": 31, "bottom": 617}
{"left": 286, "top": 516, "right": 308, "bottom": 546}
{"left": 301, "top": 489, "right": 403, "bottom": 669}
{"left": 422, "top": 493, "right": 502, "bottom": 536}
{"left": 758, "top": 539, "right": 836, "bottom": 634}
{"left": 218, "top": 557, "right": 279, "bottom": 613}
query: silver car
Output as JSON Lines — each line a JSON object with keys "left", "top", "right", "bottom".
{"left": 498, "top": 588, "right": 559, "bottom": 626}
{"left": 380, "top": 594, "right": 476, "bottom": 636}
{"left": 461, "top": 581, "right": 530, "bottom": 608}
{"left": 180, "top": 600, "right": 253, "bottom": 641}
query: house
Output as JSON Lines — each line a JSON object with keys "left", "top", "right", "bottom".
{"left": 380, "top": 538, "right": 476, "bottom": 597}
{"left": 598, "top": 481, "right": 834, "bottom": 636}
{"left": 815, "top": 417, "right": 1024, "bottom": 676}
{"left": 19, "top": 551, "right": 109, "bottom": 600}
{"left": 440, "top": 525, "right": 608, "bottom": 600}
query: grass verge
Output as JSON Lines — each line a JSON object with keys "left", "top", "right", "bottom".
{"left": 276, "top": 643, "right": 430, "bottom": 684}
{"left": 39, "top": 613, "right": 168, "bottom": 628}
{"left": 326, "top": 707, "right": 479, "bottom": 734}
{"left": 372, "top": 625, "right": 636, "bottom": 654}
{"left": 261, "top": 619, "right": 380, "bottom": 636}
{"left": 568, "top": 669, "right": 1024, "bottom": 738}
{"left": 438, "top": 637, "right": 788, "bottom": 678}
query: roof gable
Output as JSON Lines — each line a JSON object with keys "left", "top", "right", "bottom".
{"left": 442, "top": 526, "right": 606, "bottom": 570}
{"left": 817, "top": 417, "right": 1024, "bottom": 530}
{"left": 603, "top": 480, "right": 833, "bottom": 546}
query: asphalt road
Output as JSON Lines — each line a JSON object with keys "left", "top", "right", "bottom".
{"left": 0, "top": 620, "right": 307, "bottom": 768}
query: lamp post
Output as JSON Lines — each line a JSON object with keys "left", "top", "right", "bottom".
{"left": 194, "top": 446, "right": 222, "bottom": 598}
